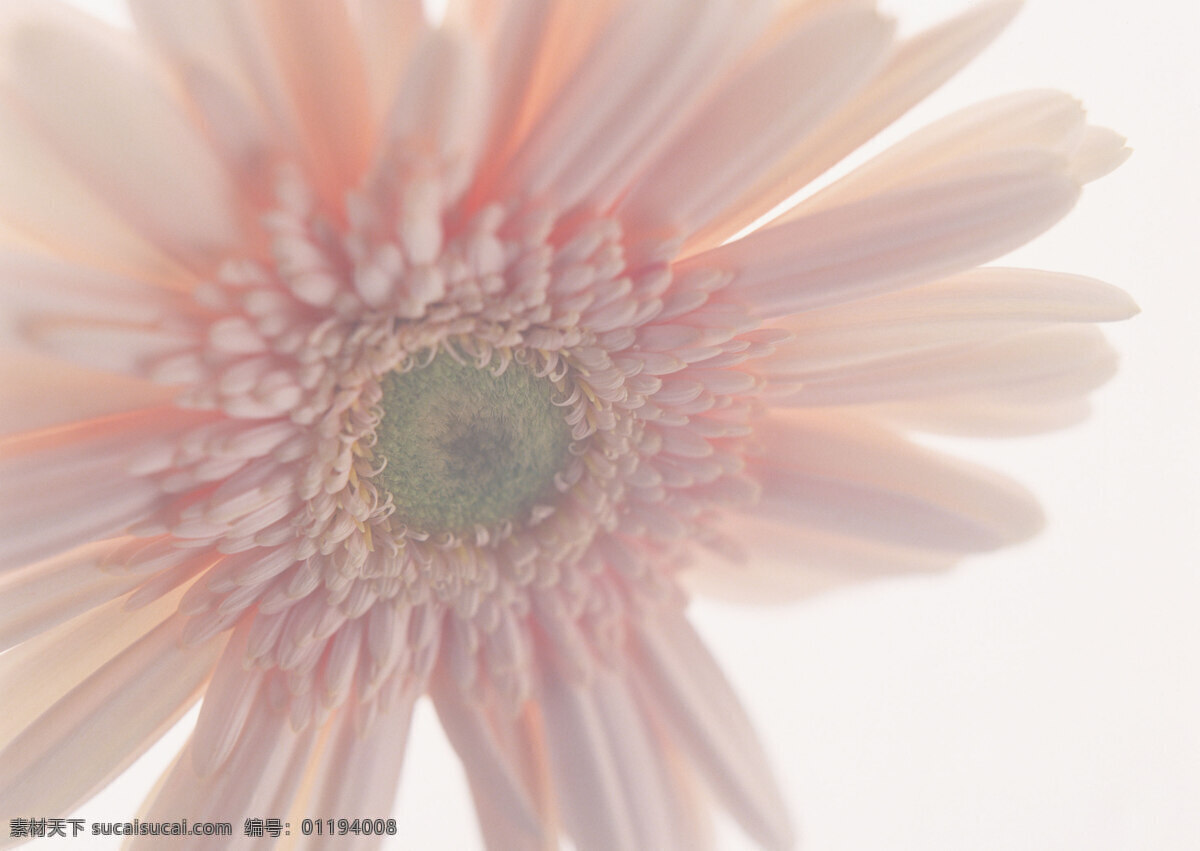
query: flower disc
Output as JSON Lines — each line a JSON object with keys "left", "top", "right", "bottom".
{"left": 375, "top": 350, "right": 572, "bottom": 534}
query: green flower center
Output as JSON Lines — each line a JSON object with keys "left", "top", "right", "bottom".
{"left": 375, "top": 351, "right": 572, "bottom": 534}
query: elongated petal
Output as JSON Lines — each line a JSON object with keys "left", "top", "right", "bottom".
{"left": 0, "top": 539, "right": 143, "bottom": 652}
{"left": 687, "top": 0, "right": 1022, "bottom": 250}
{"left": 745, "top": 411, "right": 1044, "bottom": 551}
{"left": 0, "top": 582, "right": 189, "bottom": 749}
{"left": 430, "top": 670, "right": 544, "bottom": 842}
{"left": 0, "top": 2, "right": 242, "bottom": 270}
{"left": 686, "top": 514, "right": 958, "bottom": 603}
{"left": 631, "top": 609, "right": 793, "bottom": 850}
{"left": 686, "top": 151, "right": 1080, "bottom": 317}
{"left": 254, "top": 0, "right": 374, "bottom": 193}
{"left": 537, "top": 664, "right": 639, "bottom": 851}
{"left": 770, "top": 325, "right": 1118, "bottom": 407}
{"left": 0, "top": 409, "right": 199, "bottom": 570}
{"left": 620, "top": 6, "right": 892, "bottom": 237}
{"left": 763, "top": 267, "right": 1138, "bottom": 376}
{"left": 796, "top": 89, "right": 1124, "bottom": 213}
{"left": 298, "top": 691, "right": 418, "bottom": 839}
{"left": 0, "top": 350, "right": 175, "bottom": 436}
{"left": 0, "top": 614, "right": 224, "bottom": 818}
{"left": 134, "top": 695, "right": 320, "bottom": 850}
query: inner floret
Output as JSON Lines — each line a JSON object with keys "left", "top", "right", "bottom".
{"left": 375, "top": 349, "right": 573, "bottom": 534}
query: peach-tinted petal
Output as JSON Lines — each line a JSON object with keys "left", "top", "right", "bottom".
{"left": 0, "top": 586, "right": 188, "bottom": 750}
{"left": 619, "top": 6, "right": 892, "bottom": 237}
{"left": 0, "top": 350, "right": 176, "bottom": 435}
{"left": 762, "top": 267, "right": 1138, "bottom": 376}
{"left": 0, "top": 2, "right": 243, "bottom": 271}
{"left": 632, "top": 608, "right": 793, "bottom": 851}
{"left": 687, "top": 0, "right": 1023, "bottom": 251}
{"left": 744, "top": 411, "right": 1044, "bottom": 552}
{"left": 0, "top": 96, "right": 192, "bottom": 284}
{"left": 0, "top": 614, "right": 225, "bottom": 819}
{"left": 134, "top": 700, "right": 319, "bottom": 848}
{"left": 686, "top": 152, "right": 1081, "bottom": 317}
{"left": 769, "top": 325, "right": 1118, "bottom": 407}
{"left": 0, "top": 539, "right": 144, "bottom": 652}
{"left": 498, "top": 0, "right": 768, "bottom": 210}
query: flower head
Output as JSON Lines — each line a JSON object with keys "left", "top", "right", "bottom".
{"left": 0, "top": 1, "right": 1135, "bottom": 848}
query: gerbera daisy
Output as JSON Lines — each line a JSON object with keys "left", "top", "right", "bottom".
{"left": 0, "top": 0, "right": 1136, "bottom": 848}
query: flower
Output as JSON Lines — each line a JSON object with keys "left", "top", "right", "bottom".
{"left": 0, "top": 0, "right": 1136, "bottom": 848}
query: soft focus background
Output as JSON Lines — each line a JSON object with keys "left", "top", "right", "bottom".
{"left": 51, "top": 1, "right": 1200, "bottom": 849}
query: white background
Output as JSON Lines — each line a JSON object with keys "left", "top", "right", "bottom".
{"left": 49, "top": 1, "right": 1200, "bottom": 849}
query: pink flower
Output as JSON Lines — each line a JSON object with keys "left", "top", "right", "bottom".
{"left": 0, "top": 1, "right": 1136, "bottom": 849}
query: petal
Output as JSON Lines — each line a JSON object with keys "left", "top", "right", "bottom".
{"left": 687, "top": 0, "right": 1022, "bottom": 250}
{"left": 769, "top": 324, "right": 1119, "bottom": 407}
{"left": 762, "top": 267, "right": 1138, "bottom": 376}
{"left": 0, "top": 96, "right": 190, "bottom": 284}
{"left": 355, "top": 0, "right": 427, "bottom": 123}
{"left": 377, "top": 28, "right": 488, "bottom": 196}
{"left": 631, "top": 608, "right": 793, "bottom": 850}
{"left": 619, "top": 6, "right": 893, "bottom": 237}
{"left": 0, "top": 2, "right": 243, "bottom": 271}
{"left": 254, "top": 0, "right": 375, "bottom": 193}
{"left": 868, "top": 395, "right": 1095, "bottom": 438}
{"left": 685, "top": 515, "right": 958, "bottom": 604}
{"left": 0, "top": 349, "right": 175, "bottom": 436}
{"left": 0, "top": 539, "right": 144, "bottom": 653}
{"left": 536, "top": 663, "right": 639, "bottom": 851}
{"left": 133, "top": 702, "right": 320, "bottom": 850}
{"left": 0, "top": 576, "right": 189, "bottom": 749}
{"left": 795, "top": 89, "right": 1124, "bottom": 212}
{"left": 685, "top": 150, "right": 1081, "bottom": 317}
{"left": 189, "top": 617, "right": 267, "bottom": 778}
{"left": 297, "top": 690, "right": 418, "bottom": 844}
{"left": 430, "top": 668, "right": 544, "bottom": 843}
{"left": 0, "top": 614, "right": 225, "bottom": 818}
{"left": 515, "top": 0, "right": 774, "bottom": 213}
{"left": 497, "top": 0, "right": 765, "bottom": 209}
{"left": 744, "top": 411, "right": 1044, "bottom": 552}
{"left": 0, "top": 408, "right": 200, "bottom": 570}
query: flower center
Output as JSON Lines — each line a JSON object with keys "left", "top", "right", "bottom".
{"left": 375, "top": 351, "right": 572, "bottom": 534}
